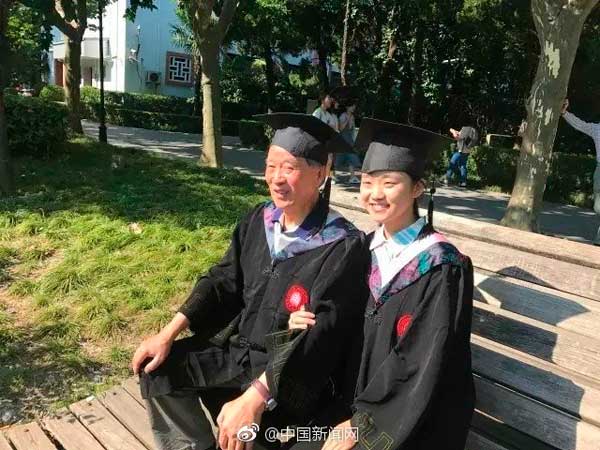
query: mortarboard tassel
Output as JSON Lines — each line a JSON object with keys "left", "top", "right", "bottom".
{"left": 427, "top": 183, "right": 436, "bottom": 226}
{"left": 321, "top": 154, "right": 335, "bottom": 205}
{"left": 322, "top": 177, "right": 332, "bottom": 204}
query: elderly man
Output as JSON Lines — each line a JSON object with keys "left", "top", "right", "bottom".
{"left": 132, "top": 113, "right": 369, "bottom": 450}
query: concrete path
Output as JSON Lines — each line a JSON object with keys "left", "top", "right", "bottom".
{"left": 83, "top": 121, "right": 600, "bottom": 245}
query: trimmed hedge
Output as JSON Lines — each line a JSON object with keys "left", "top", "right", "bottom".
{"left": 3, "top": 87, "right": 19, "bottom": 97}
{"left": 80, "top": 86, "right": 263, "bottom": 121}
{"left": 81, "top": 101, "right": 238, "bottom": 135}
{"left": 547, "top": 152, "right": 597, "bottom": 207}
{"left": 81, "top": 86, "right": 193, "bottom": 115}
{"left": 444, "top": 145, "right": 596, "bottom": 208}
{"left": 39, "top": 84, "right": 65, "bottom": 102}
{"left": 239, "top": 119, "right": 268, "bottom": 149}
{"left": 6, "top": 95, "right": 68, "bottom": 156}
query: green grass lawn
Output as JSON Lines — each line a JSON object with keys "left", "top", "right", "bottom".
{"left": 0, "top": 137, "right": 267, "bottom": 422}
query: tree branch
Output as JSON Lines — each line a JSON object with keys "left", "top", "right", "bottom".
{"left": 216, "top": 0, "right": 238, "bottom": 42}
{"left": 75, "top": 0, "right": 88, "bottom": 33}
{"left": 191, "top": 0, "right": 216, "bottom": 36}
{"left": 47, "top": 1, "right": 78, "bottom": 39}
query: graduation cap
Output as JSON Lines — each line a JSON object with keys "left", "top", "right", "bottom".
{"left": 356, "top": 118, "right": 451, "bottom": 179}
{"left": 254, "top": 113, "right": 352, "bottom": 203}
{"left": 355, "top": 118, "right": 452, "bottom": 224}
{"left": 255, "top": 113, "right": 351, "bottom": 165}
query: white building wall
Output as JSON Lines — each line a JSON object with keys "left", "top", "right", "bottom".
{"left": 48, "top": 0, "right": 192, "bottom": 98}
{"left": 47, "top": 0, "right": 334, "bottom": 99}
{"left": 124, "top": 0, "right": 194, "bottom": 98}
{"left": 83, "top": 0, "right": 126, "bottom": 92}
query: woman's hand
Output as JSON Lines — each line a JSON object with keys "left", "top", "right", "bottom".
{"left": 288, "top": 305, "right": 316, "bottom": 330}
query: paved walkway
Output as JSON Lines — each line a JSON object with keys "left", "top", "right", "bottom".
{"left": 83, "top": 121, "right": 600, "bottom": 245}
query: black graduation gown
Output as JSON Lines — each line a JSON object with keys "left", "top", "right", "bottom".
{"left": 139, "top": 199, "right": 370, "bottom": 427}
{"left": 350, "top": 229, "right": 475, "bottom": 450}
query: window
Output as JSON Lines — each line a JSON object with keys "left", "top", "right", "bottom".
{"left": 166, "top": 52, "right": 193, "bottom": 86}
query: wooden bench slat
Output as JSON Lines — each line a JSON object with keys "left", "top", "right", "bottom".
{"left": 450, "top": 234, "right": 600, "bottom": 302}
{"left": 473, "top": 269, "right": 600, "bottom": 340}
{"left": 334, "top": 202, "right": 600, "bottom": 271}
{"left": 470, "top": 410, "right": 556, "bottom": 450}
{"left": 69, "top": 397, "right": 148, "bottom": 450}
{"left": 121, "top": 374, "right": 216, "bottom": 437}
{"left": 5, "top": 422, "right": 57, "bottom": 450}
{"left": 98, "top": 387, "right": 154, "bottom": 449}
{"left": 472, "top": 335, "right": 600, "bottom": 427}
{"left": 472, "top": 302, "right": 600, "bottom": 382}
{"left": 465, "top": 430, "right": 513, "bottom": 450}
{"left": 0, "top": 434, "right": 13, "bottom": 450}
{"left": 122, "top": 377, "right": 145, "bottom": 406}
{"left": 42, "top": 408, "right": 106, "bottom": 450}
{"left": 433, "top": 211, "right": 600, "bottom": 271}
{"left": 475, "top": 375, "right": 600, "bottom": 450}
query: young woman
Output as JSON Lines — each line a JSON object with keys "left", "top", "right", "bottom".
{"left": 288, "top": 118, "right": 475, "bottom": 450}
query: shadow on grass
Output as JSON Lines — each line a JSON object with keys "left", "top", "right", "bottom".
{"left": 0, "top": 137, "right": 268, "bottom": 230}
{"left": 0, "top": 303, "right": 111, "bottom": 422}
{"left": 0, "top": 137, "right": 269, "bottom": 423}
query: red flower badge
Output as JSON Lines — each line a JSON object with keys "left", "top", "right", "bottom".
{"left": 396, "top": 314, "right": 413, "bottom": 338}
{"left": 284, "top": 284, "right": 309, "bottom": 312}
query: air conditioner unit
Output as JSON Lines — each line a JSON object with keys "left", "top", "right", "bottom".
{"left": 145, "top": 71, "right": 161, "bottom": 84}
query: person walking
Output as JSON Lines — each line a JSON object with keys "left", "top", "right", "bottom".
{"left": 444, "top": 125, "right": 479, "bottom": 188}
{"left": 562, "top": 99, "right": 600, "bottom": 245}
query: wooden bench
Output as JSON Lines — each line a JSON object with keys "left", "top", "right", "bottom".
{"left": 485, "top": 134, "right": 517, "bottom": 148}
{"left": 454, "top": 228, "right": 600, "bottom": 450}
{"left": 2, "top": 206, "right": 599, "bottom": 450}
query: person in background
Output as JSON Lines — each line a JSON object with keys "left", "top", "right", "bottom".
{"left": 313, "top": 93, "right": 339, "bottom": 182}
{"left": 561, "top": 99, "right": 600, "bottom": 246}
{"left": 312, "top": 92, "right": 339, "bottom": 131}
{"left": 333, "top": 102, "right": 362, "bottom": 185}
{"left": 444, "top": 125, "right": 479, "bottom": 188}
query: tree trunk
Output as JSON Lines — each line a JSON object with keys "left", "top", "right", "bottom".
{"left": 193, "top": 55, "right": 202, "bottom": 116}
{"left": 64, "top": 37, "right": 83, "bottom": 134}
{"left": 374, "top": 35, "right": 398, "bottom": 118}
{"left": 340, "top": 0, "right": 351, "bottom": 86}
{"left": 199, "top": 41, "right": 223, "bottom": 168}
{"left": 408, "top": 24, "right": 425, "bottom": 125}
{"left": 501, "top": 0, "right": 598, "bottom": 231}
{"left": 0, "top": 0, "right": 13, "bottom": 196}
{"left": 317, "top": 44, "right": 329, "bottom": 93}
{"left": 0, "top": 89, "right": 12, "bottom": 196}
{"left": 263, "top": 44, "right": 276, "bottom": 112}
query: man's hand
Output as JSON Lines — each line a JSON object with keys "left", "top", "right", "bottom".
{"left": 322, "top": 420, "right": 358, "bottom": 450}
{"left": 131, "top": 312, "right": 190, "bottom": 375}
{"left": 216, "top": 388, "right": 266, "bottom": 450}
{"left": 131, "top": 332, "right": 173, "bottom": 375}
{"left": 561, "top": 98, "right": 569, "bottom": 115}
